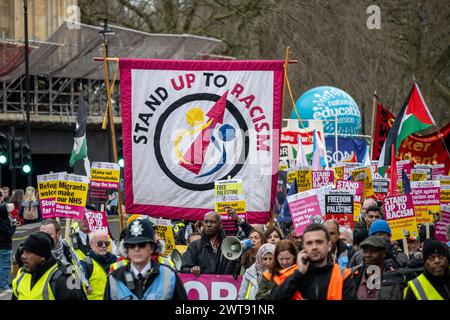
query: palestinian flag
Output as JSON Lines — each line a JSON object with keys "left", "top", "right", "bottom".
{"left": 378, "top": 83, "right": 435, "bottom": 176}
{"left": 69, "top": 94, "right": 90, "bottom": 174}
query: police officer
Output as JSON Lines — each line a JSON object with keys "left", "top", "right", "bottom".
{"left": 12, "top": 232, "right": 85, "bottom": 300}
{"left": 104, "top": 219, "right": 187, "bottom": 300}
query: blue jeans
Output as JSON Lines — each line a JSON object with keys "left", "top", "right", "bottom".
{"left": 0, "top": 249, "right": 12, "bottom": 290}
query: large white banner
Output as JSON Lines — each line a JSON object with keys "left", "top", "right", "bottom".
{"left": 120, "top": 59, "right": 284, "bottom": 223}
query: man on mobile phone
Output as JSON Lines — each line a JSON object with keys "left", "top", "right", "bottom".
{"left": 269, "top": 223, "right": 355, "bottom": 300}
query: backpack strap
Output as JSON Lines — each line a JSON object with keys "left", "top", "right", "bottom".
{"left": 84, "top": 256, "right": 94, "bottom": 279}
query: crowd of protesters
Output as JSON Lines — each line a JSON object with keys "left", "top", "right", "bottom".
{"left": 0, "top": 184, "right": 449, "bottom": 300}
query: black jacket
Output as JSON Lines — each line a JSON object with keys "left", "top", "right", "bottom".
{"left": 80, "top": 251, "right": 117, "bottom": 279}
{"left": 268, "top": 258, "right": 355, "bottom": 300}
{"left": 103, "top": 260, "right": 187, "bottom": 300}
{"left": 12, "top": 256, "right": 86, "bottom": 300}
{"left": 181, "top": 229, "right": 233, "bottom": 275}
{"left": 404, "top": 268, "right": 450, "bottom": 300}
{"left": 0, "top": 204, "right": 15, "bottom": 250}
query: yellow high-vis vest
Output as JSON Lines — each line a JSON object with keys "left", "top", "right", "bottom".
{"left": 12, "top": 265, "right": 58, "bottom": 300}
{"left": 404, "top": 273, "right": 445, "bottom": 300}
{"left": 84, "top": 256, "right": 108, "bottom": 300}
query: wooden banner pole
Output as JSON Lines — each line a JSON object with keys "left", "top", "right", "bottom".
{"left": 101, "top": 44, "right": 124, "bottom": 232}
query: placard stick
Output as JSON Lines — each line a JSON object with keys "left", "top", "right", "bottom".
{"left": 426, "top": 223, "right": 430, "bottom": 239}
{"left": 100, "top": 44, "right": 124, "bottom": 232}
{"left": 402, "top": 238, "right": 409, "bottom": 257}
{"left": 65, "top": 218, "right": 71, "bottom": 241}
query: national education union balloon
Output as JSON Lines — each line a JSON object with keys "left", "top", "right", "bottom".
{"left": 290, "top": 86, "right": 361, "bottom": 134}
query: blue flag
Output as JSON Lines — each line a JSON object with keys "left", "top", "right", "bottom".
{"left": 402, "top": 169, "right": 411, "bottom": 194}
{"left": 278, "top": 178, "right": 298, "bottom": 223}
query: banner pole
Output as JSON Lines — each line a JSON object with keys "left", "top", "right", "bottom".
{"left": 280, "top": 46, "right": 290, "bottom": 130}
{"left": 370, "top": 91, "right": 377, "bottom": 159}
{"left": 335, "top": 114, "right": 338, "bottom": 156}
{"left": 101, "top": 44, "right": 124, "bottom": 233}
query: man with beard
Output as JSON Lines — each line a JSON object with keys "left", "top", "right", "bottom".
{"left": 404, "top": 239, "right": 450, "bottom": 300}
{"left": 12, "top": 232, "right": 85, "bottom": 300}
{"left": 269, "top": 223, "right": 355, "bottom": 300}
{"left": 181, "top": 211, "right": 233, "bottom": 275}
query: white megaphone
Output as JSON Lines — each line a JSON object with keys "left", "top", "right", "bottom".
{"left": 169, "top": 249, "right": 182, "bottom": 271}
{"left": 221, "top": 236, "right": 253, "bottom": 261}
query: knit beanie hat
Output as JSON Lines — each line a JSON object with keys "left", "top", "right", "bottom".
{"left": 22, "top": 232, "right": 54, "bottom": 259}
{"left": 369, "top": 220, "right": 392, "bottom": 237}
{"left": 422, "top": 239, "right": 450, "bottom": 262}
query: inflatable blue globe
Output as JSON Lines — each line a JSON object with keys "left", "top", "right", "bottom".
{"left": 290, "top": 86, "right": 361, "bottom": 134}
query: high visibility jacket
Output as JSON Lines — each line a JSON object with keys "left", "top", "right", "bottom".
{"left": 263, "top": 265, "right": 302, "bottom": 300}
{"left": 108, "top": 264, "right": 176, "bottom": 300}
{"left": 12, "top": 265, "right": 58, "bottom": 300}
{"left": 404, "top": 273, "right": 444, "bottom": 300}
{"left": 294, "top": 264, "right": 351, "bottom": 300}
{"left": 84, "top": 256, "right": 108, "bottom": 300}
{"left": 110, "top": 258, "right": 129, "bottom": 273}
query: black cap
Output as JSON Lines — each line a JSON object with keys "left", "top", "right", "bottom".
{"left": 124, "top": 219, "right": 156, "bottom": 245}
{"left": 22, "top": 232, "right": 54, "bottom": 259}
{"left": 360, "top": 236, "right": 389, "bottom": 250}
{"left": 422, "top": 239, "right": 450, "bottom": 262}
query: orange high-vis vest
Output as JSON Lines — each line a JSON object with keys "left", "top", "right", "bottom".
{"left": 295, "top": 264, "right": 352, "bottom": 300}
{"left": 263, "top": 264, "right": 303, "bottom": 300}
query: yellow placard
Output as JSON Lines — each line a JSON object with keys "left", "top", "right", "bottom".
{"left": 411, "top": 172, "right": 427, "bottom": 181}
{"left": 56, "top": 180, "right": 89, "bottom": 207}
{"left": 37, "top": 178, "right": 59, "bottom": 200}
{"left": 297, "top": 169, "right": 313, "bottom": 192}
{"left": 155, "top": 224, "right": 176, "bottom": 257}
{"left": 351, "top": 167, "right": 374, "bottom": 197}
{"left": 215, "top": 201, "right": 246, "bottom": 214}
{"left": 287, "top": 170, "right": 299, "bottom": 186}
{"left": 439, "top": 176, "right": 450, "bottom": 185}
{"left": 214, "top": 179, "right": 246, "bottom": 214}
{"left": 414, "top": 205, "right": 440, "bottom": 224}
{"left": 214, "top": 182, "right": 243, "bottom": 196}
{"left": 441, "top": 186, "right": 450, "bottom": 204}
{"left": 388, "top": 216, "right": 419, "bottom": 241}
{"left": 90, "top": 168, "right": 120, "bottom": 183}
{"left": 354, "top": 202, "right": 362, "bottom": 222}
{"left": 333, "top": 166, "right": 344, "bottom": 183}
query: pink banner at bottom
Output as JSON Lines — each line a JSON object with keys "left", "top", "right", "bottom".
{"left": 178, "top": 274, "right": 243, "bottom": 300}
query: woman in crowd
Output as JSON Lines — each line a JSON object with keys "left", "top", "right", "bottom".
{"left": 10, "top": 189, "right": 24, "bottom": 226}
{"left": 256, "top": 240, "right": 298, "bottom": 300}
{"left": 265, "top": 226, "right": 284, "bottom": 246}
{"left": 239, "top": 228, "right": 266, "bottom": 272}
{"left": 238, "top": 243, "right": 275, "bottom": 300}
{"left": 19, "top": 186, "right": 41, "bottom": 224}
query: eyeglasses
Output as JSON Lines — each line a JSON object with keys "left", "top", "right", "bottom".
{"left": 127, "top": 243, "right": 148, "bottom": 249}
{"left": 96, "top": 241, "right": 110, "bottom": 247}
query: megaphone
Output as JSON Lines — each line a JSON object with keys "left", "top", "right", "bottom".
{"left": 221, "top": 236, "right": 253, "bottom": 261}
{"left": 169, "top": 249, "right": 182, "bottom": 271}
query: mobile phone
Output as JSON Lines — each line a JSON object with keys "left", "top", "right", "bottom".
{"left": 301, "top": 257, "right": 309, "bottom": 264}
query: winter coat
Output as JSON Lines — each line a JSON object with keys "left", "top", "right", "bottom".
{"left": 238, "top": 263, "right": 260, "bottom": 300}
{"left": 181, "top": 230, "right": 232, "bottom": 275}
{"left": 0, "top": 203, "right": 16, "bottom": 250}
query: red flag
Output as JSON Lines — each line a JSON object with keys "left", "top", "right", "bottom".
{"left": 389, "top": 144, "right": 399, "bottom": 195}
{"left": 372, "top": 98, "right": 395, "bottom": 160}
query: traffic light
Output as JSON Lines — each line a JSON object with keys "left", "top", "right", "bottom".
{"left": 21, "top": 143, "right": 32, "bottom": 174}
{"left": 0, "top": 133, "right": 8, "bottom": 165}
{"left": 117, "top": 136, "right": 123, "bottom": 167}
{"left": 12, "top": 137, "right": 22, "bottom": 167}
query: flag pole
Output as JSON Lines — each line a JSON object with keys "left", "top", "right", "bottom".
{"left": 101, "top": 44, "right": 124, "bottom": 232}
{"left": 270, "top": 47, "right": 292, "bottom": 229}
{"left": 370, "top": 91, "right": 377, "bottom": 159}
